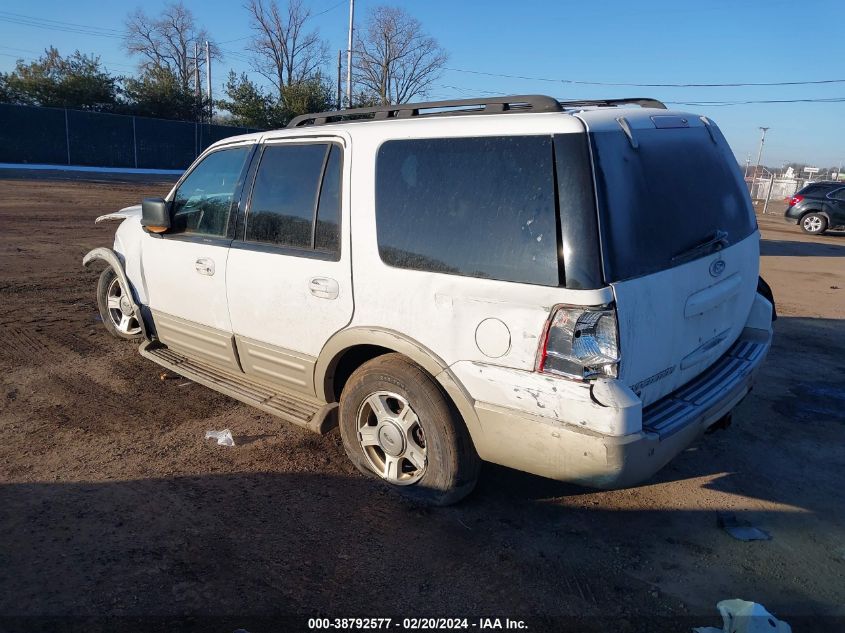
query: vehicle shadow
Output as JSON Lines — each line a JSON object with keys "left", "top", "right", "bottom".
{"left": 760, "top": 238, "right": 845, "bottom": 257}
{"left": 0, "top": 469, "right": 839, "bottom": 633}
{"left": 0, "top": 321, "right": 842, "bottom": 633}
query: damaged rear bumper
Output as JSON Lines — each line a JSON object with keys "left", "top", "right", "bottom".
{"left": 461, "top": 325, "right": 772, "bottom": 489}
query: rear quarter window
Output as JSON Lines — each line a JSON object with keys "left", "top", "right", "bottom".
{"left": 799, "top": 184, "right": 832, "bottom": 197}
{"left": 375, "top": 136, "right": 559, "bottom": 286}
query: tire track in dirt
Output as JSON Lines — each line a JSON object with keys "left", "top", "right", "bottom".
{"left": 0, "top": 321, "right": 101, "bottom": 367}
{"left": 1, "top": 324, "right": 51, "bottom": 359}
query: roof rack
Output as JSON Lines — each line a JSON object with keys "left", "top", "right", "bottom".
{"left": 287, "top": 95, "right": 562, "bottom": 128}
{"left": 286, "top": 94, "right": 668, "bottom": 128}
{"left": 557, "top": 98, "right": 667, "bottom": 110}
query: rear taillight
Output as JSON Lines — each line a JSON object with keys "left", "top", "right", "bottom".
{"left": 787, "top": 194, "right": 804, "bottom": 207}
{"left": 537, "top": 305, "right": 620, "bottom": 381}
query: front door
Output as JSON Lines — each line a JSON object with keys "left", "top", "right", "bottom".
{"left": 142, "top": 143, "right": 254, "bottom": 371}
{"left": 226, "top": 139, "right": 353, "bottom": 396}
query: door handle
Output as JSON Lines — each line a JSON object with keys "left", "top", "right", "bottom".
{"left": 195, "top": 257, "right": 215, "bottom": 276}
{"left": 308, "top": 277, "right": 339, "bottom": 300}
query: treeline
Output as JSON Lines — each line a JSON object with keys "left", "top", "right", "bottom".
{"left": 0, "top": 48, "right": 212, "bottom": 121}
{"left": 0, "top": 1, "right": 448, "bottom": 129}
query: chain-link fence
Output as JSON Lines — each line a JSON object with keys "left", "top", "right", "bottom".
{"left": 748, "top": 177, "right": 803, "bottom": 201}
{"left": 0, "top": 103, "right": 260, "bottom": 170}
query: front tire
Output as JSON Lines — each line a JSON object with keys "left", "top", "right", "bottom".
{"left": 801, "top": 212, "right": 828, "bottom": 234}
{"left": 338, "top": 353, "right": 480, "bottom": 505}
{"left": 96, "top": 268, "right": 143, "bottom": 341}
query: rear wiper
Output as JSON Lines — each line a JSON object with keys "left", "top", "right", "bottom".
{"left": 671, "top": 229, "right": 729, "bottom": 264}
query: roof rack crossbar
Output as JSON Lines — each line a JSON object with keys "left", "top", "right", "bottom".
{"left": 557, "top": 97, "right": 667, "bottom": 110}
{"left": 287, "top": 95, "right": 562, "bottom": 128}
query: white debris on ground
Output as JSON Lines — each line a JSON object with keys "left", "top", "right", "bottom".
{"left": 693, "top": 599, "right": 791, "bottom": 633}
{"left": 204, "top": 429, "right": 235, "bottom": 447}
{"left": 717, "top": 512, "right": 772, "bottom": 541}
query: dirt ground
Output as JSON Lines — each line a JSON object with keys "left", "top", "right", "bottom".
{"left": 0, "top": 175, "right": 843, "bottom": 632}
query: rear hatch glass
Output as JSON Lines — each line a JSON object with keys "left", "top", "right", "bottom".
{"left": 589, "top": 123, "right": 756, "bottom": 282}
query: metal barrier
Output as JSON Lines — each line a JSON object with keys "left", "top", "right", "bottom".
{"left": 0, "top": 103, "right": 260, "bottom": 170}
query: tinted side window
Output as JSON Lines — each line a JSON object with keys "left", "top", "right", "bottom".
{"left": 246, "top": 144, "right": 328, "bottom": 249}
{"left": 799, "top": 184, "right": 830, "bottom": 197}
{"left": 375, "top": 136, "right": 558, "bottom": 286}
{"left": 315, "top": 145, "right": 341, "bottom": 253}
{"left": 828, "top": 188, "right": 845, "bottom": 201}
{"left": 170, "top": 147, "right": 250, "bottom": 237}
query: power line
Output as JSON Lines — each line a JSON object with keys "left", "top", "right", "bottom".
{"left": 0, "top": 10, "right": 124, "bottom": 34}
{"left": 443, "top": 66, "right": 845, "bottom": 88}
{"left": 435, "top": 83, "right": 845, "bottom": 106}
{"left": 217, "top": 35, "right": 251, "bottom": 45}
{"left": 667, "top": 97, "right": 845, "bottom": 106}
{"left": 313, "top": 0, "right": 347, "bottom": 17}
{"left": 0, "top": 13, "right": 125, "bottom": 39}
{"left": 219, "top": 48, "right": 253, "bottom": 65}
{"left": 155, "top": 0, "right": 347, "bottom": 46}
{"left": 3, "top": 9, "right": 845, "bottom": 95}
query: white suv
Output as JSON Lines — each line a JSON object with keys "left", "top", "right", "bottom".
{"left": 85, "top": 95, "right": 774, "bottom": 505}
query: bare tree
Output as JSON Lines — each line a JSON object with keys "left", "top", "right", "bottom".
{"left": 353, "top": 6, "right": 447, "bottom": 105}
{"left": 124, "top": 2, "right": 217, "bottom": 92}
{"left": 245, "top": 0, "right": 328, "bottom": 99}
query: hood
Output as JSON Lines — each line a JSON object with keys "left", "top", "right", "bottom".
{"left": 94, "top": 204, "right": 142, "bottom": 224}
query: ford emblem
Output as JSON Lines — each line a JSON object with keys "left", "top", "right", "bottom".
{"left": 710, "top": 259, "right": 726, "bottom": 277}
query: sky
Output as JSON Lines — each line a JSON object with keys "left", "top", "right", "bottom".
{"left": 1, "top": 0, "right": 843, "bottom": 169}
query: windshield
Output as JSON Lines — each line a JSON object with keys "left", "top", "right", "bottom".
{"left": 590, "top": 123, "right": 756, "bottom": 282}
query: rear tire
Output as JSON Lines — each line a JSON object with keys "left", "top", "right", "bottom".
{"left": 338, "top": 353, "right": 480, "bottom": 506}
{"left": 800, "top": 212, "right": 827, "bottom": 234}
{"left": 96, "top": 268, "right": 143, "bottom": 341}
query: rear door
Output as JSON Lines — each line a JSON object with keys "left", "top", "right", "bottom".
{"left": 826, "top": 187, "right": 845, "bottom": 224}
{"left": 580, "top": 112, "right": 759, "bottom": 405}
{"left": 225, "top": 138, "right": 352, "bottom": 396}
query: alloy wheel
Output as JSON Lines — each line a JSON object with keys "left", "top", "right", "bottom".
{"left": 803, "top": 215, "right": 823, "bottom": 233}
{"left": 355, "top": 391, "right": 427, "bottom": 485}
{"left": 105, "top": 277, "right": 142, "bottom": 336}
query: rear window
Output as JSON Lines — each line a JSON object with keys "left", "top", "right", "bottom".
{"left": 247, "top": 144, "right": 326, "bottom": 249}
{"left": 375, "top": 136, "right": 559, "bottom": 286}
{"left": 591, "top": 124, "right": 756, "bottom": 282}
{"left": 244, "top": 143, "right": 342, "bottom": 257}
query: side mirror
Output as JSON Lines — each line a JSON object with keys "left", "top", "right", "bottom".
{"left": 141, "top": 198, "right": 171, "bottom": 233}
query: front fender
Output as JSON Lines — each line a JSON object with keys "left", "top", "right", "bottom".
{"left": 83, "top": 247, "right": 150, "bottom": 340}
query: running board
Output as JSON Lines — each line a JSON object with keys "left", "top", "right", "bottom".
{"left": 140, "top": 341, "right": 337, "bottom": 434}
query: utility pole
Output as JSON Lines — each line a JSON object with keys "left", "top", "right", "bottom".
{"left": 752, "top": 127, "right": 769, "bottom": 197}
{"left": 205, "top": 40, "right": 212, "bottom": 122}
{"left": 337, "top": 49, "right": 342, "bottom": 110}
{"left": 195, "top": 42, "right": 201, "bottom": 123}
{"left": 762, "top": 176, "right": 775, "bottom": 215}
{"left": 346, "top": 0, "right": 354, "bottom": 108}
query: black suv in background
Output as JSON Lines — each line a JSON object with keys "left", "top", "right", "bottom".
{"left": 784, "top": 181, "right": 845, "bottom": 234}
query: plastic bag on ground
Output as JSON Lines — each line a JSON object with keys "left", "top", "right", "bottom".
{"left": 693, "top": 599, "right": 791, "bottom": 633}
{"left": 205, "top": 429, "right": 235, "bottom": 447}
